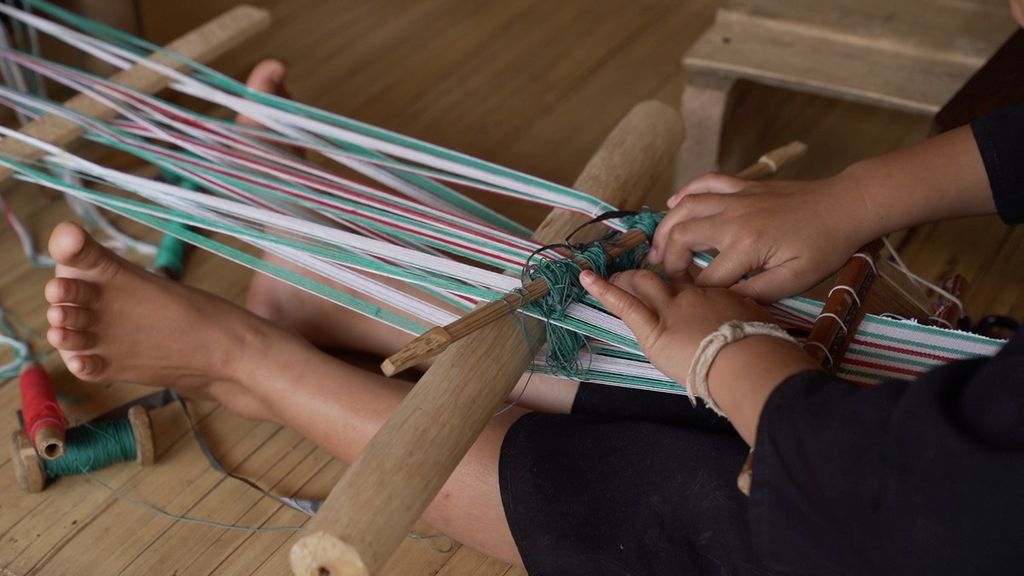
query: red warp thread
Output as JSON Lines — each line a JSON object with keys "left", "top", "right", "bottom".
{"left": 19, "top": 364, "right": 67, "bottom": 441}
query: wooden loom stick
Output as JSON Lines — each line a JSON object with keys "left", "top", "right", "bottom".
{"left": 0, "top": 4, "right": 270, "bottom": 185}
{"left": 734, "top": 140, "right": 806, "bottom": 180}
{"left": 289, "top": 101, "right": 683, "bottom": 576}
{"left": 803, "top": 240, "right": 883, "bottom": 370}
{"left": 382, "top": 139, "right": 808, "bottom": 377}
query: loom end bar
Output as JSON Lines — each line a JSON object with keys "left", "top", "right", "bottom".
{"left": 10, "top": 430, "right": 45, "bottom": 493}
{"left": 290, "top": 531, "right": 369, "bottom": 576}
{"left": 381, "top": 326, "right": 452, "bottom": 376}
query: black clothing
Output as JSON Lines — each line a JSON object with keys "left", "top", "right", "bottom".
{"left": 972, "top": 104, "right": 1024, "bottom": 224}
{"left": 499, "top": 105, "right": 1024, "bottom": 575}
{"left": 501, "top": 385, "right": 765, "bottom": 575}
{"left": 750, "top": 333, "right": 1024, "bottom": 575}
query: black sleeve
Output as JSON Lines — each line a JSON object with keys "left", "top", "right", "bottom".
{"left": 747, "top": 328, "right": 1024, "bottom": 576}
{"left": 971, "top": 105, "right": 1024, "bottom": 224}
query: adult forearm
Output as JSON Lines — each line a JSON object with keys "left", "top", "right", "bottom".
{"left": 839, "top": 125, "right": 995, "bottom": 240}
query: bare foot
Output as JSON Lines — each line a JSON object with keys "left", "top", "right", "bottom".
{"left": 45, "top": 221, "right": 300, "bottom": 422}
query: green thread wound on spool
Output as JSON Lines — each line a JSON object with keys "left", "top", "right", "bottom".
{"left": 153, "top": 224, "right": 189, "bottom": 279}
{"left": 154, "top": 169, "right": 199, "bottom": 278}
{"left": 42, "top": 420, "right": 137, "bottom": 479}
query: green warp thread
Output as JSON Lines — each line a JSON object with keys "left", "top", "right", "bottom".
{"left": 42, "top": 420, "right": 137, "bottom": 479}
{"left": 526, "top": 211, "right": 663, "bottom": 377}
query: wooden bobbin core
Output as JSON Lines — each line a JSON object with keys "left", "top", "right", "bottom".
{"left": 290, "top": 532, "right": 369, "bottom": 576}
{"left": 34, "top": 425, "right": 66, "bottom": 461}
{"left": 128, "top": 405, "right": 156, "bottom": 466}
{"left": 10, "top": 430, "right": 45, "bottom": 493}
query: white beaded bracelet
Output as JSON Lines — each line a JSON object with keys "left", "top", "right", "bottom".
{"left": 685, "top": 320, "right": 798, "bottom": 416}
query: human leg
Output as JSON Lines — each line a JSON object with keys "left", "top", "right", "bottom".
{"left": 44, "top": 221, "right": 524, "bottom": 563}
{"left": 236, "top": 59, "right": 580, "bottom": 413}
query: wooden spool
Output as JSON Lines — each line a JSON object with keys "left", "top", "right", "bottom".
{"left": 128, "top": 405, "right": 156, "bottom": 466}
{"left": 9, "top": 405, "right": 156, "bottom": 494}
{"left": 33, "top": 424, "right": 65, "bottom": 461}
{"left": 10, "top": 430, "right": 45, "bottom": 494}
{"left": 290, "top": 101, "right": 684, "bottom": 576}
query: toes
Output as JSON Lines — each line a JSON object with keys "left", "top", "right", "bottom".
{"left": 238, "top": 59, "right": 290, "bottom": 128}
{"left": 47, "top": 327, "right": 96, "bottom": 351}
{"left": 48, "top": 221, "right": 120, "bottom": 278}
{"left": 246, "top": 59, "right": 288, "bottom": 96}
{"left": 47, "top": 305, "right": 97, "bottom": 330}
{"left": 45, "top": 277, "right": 100, "bottom": 306}
{"left": 65, "top": 354, "right": 105, "bottom": 380}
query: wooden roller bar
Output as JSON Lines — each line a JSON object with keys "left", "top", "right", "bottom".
{"left": 290, "top": 101, "right": 684, "bottom": 576}
{"left": 0, "top": 4, "right": 270, "bottom": 185}
{"left": 803, "top": 241, "right": 883, "bottom": 370}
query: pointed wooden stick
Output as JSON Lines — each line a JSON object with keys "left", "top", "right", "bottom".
{"left": 381, "top": 227, "right": 649, "bottom": 376}
{"left": 381, "top": 140, "right": 807, "bottom": 376}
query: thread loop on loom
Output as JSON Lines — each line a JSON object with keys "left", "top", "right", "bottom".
{"left": 524, "top": 211, "right": 663, "bottom": 377}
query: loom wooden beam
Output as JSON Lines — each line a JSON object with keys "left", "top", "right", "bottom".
{"left": 289, "top": 101, "right": 683, "bottom": 576}
{"left": 0, "top": 4, "right": 270, "bottom": 184}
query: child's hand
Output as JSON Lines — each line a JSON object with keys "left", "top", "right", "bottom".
{"left": 580, "top": 268, "right": 818, "bottom": 443}
{"left": 579, "top": 268, "right": 776, "bottom": 385}
{"left": 647, "top": 173, "right": 873, "bottom": 303}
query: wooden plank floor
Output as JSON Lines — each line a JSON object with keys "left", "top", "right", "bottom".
{"left": 0, "top": 1, "right": 1021, "bottom": 575}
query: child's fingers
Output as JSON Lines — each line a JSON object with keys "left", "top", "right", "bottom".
{"left": 609, "top": 270, "right": 673, "bottom": 312}
{"left": 668, "top": 173, "right": 747, "bottom": 207}
{"left": 580, "top": 271, "right": 659, "bottom": 338}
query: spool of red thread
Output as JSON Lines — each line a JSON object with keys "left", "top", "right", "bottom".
{"left": 19, "top": 363, "right": 68, "bottom": 460}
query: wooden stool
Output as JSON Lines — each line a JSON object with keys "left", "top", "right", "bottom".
{"left": 674, "top": 0, "right": 1016, "bottom": 186}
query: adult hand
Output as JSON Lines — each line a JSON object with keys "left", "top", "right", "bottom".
{"left": 647, "top": 173, "right": 873, "bottom": 303}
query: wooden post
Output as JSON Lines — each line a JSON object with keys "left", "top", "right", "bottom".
{"left": 0, "top": 4, "right": 270, "bottom": 184}
{"left": 290, "top": 101, "right": 684, "bottom": 576}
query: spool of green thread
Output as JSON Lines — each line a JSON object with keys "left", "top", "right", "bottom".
{"left": 153, "top": 223, "right": 190, "bottom": 280}
{"left": 11, "top": 405, "right": 155, "bottom": 493}
{"left": 154, "top": 170, "right": 201, "bottom": 280}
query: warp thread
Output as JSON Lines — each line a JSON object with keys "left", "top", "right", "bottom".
{"left": 525, "top": 211, "right": 663, "bottom": 377}
{"left": 0, "top": 306, "right": 35, "bottom": 378}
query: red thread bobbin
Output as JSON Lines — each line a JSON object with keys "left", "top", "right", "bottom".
{"left": 19, "top": 363, "right": 68, "bottom": 460}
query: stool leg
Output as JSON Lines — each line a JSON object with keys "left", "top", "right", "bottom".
{"left": 674, "top": 73, "right": 735, "bottom": 188}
